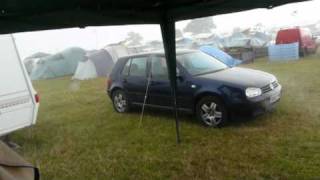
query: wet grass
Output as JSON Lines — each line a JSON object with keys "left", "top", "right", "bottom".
{"left": 12, "top": 55, "right": 320, "bottom": 179}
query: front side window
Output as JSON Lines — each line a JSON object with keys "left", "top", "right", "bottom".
{"left": 151, "top": 56, "right": 168, "bottom": 80}
{"left": 129, "top": 57, "right": 147, "bottom": 77}
{"left": 177, "top": 52, "right": 228, "bottom": 76}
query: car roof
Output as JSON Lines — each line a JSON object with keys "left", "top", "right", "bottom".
{"left": 120, "top": 49, "right": 198, "bottom": 59}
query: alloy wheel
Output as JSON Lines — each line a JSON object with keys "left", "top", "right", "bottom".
{"left": 200, "top": 102, "right": 223, "bottom": 126}
{"left": 113, "top": 92, "right": 127, "bottom": 112}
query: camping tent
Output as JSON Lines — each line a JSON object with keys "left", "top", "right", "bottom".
{"left": 222, "top": 32, "right": 269, "bottom": 48}
{"left": 30, "top": 47, "right": 86, "bottom": 80}
{"left": 145, "top": 40, "right": 164, "bottom": 51}
{"left": 73, "top": 48, "right": 121, "bottom": 80}
{"left": 176, "top": 37, "right": 196, "bottom": 49}
{"left": 23, "top": 52, "right": 50, "bottom": 74}
{"left": 87, "top": 49, "right": 115, "bottom": 77}
{"left": 252, "top": 32, "right": 272, "bottom": 42}
{"left": 72, "top": 58, "right": 98, "bottom": 80}
{"left": 223, "top": 32, "right": 251, "bottom": 48}
{"left": 200, "top": 46, "right": 242, "bottom": 67}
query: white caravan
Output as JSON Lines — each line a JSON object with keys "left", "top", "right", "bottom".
{"left": 0, "top": 35, "right": 39, "bottom": 136}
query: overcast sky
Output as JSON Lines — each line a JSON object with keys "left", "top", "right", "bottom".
{"left": 13, "top": 0, "right": 320, "bottom": 59}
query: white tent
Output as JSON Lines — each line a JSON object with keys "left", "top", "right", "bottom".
{"left": 73, "top": 48, "right": 118, "bottom": 80}
{"left": 72, "top": 59, "right": 97, "bottom": 80}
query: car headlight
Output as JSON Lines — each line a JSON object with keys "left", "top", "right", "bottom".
{"left": 245, "top": 87, "right": 262, "bottom": 98}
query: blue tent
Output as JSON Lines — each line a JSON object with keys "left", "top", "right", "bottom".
{"left": 30, "top": 47, "right": 86, "bottom": 80}
{"left": 199, "top": 46, "right": 242, "bottom": 67}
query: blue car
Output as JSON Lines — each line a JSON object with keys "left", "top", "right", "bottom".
{"left": 107, "top": 50, "right": 281, "bottom": 127}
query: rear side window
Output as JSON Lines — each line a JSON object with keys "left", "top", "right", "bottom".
{"left": 151, "top": 56, "right": 168, "bottom": 80}
{"left": 129, "top": 57, "right": 147, "bottom": 77}
{"left": 121, "top": 59, "right": 131, "bottom": 76}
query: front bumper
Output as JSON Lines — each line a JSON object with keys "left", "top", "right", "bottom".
{"left": 232, "top": 84, "right": 282, "bottom": 116}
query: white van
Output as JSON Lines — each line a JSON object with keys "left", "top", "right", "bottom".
{"left": 0, "top": 34, "right": 39, "bottom": 136}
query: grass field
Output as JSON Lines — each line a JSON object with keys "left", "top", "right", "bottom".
{"left": 12, "top": 56, "right": 320, "bottom": 180}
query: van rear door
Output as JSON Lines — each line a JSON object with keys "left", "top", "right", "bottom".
{"left": 0, "top": 35, "right": 38, "bottom": 136}
{"left": 276, "top": 29, "right": 300, "bottom": 45}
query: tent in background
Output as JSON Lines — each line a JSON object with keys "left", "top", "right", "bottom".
{"left": 200, "top": 46, "right": 242, "bottom": 67}
{"left": 73, "top": 46, "right": 126, "bottom": 80}
{"left": 252, "top": 32, "right": 271, "bottom": 42}
{"left": 176, "top": 37, "right": 196, "bottom": 49}
{"left": 72, "top": 58, "right": 98, "bottom": 80}
{"left": 23, "top": 52, "right": 50, "bottom": 74}
{"left": 30, "top": 47, "right": 86, "bottom": 80}
{"left": 223, "top": 32, "right": 251, "bottom": 48}
{"left": 87, "top": 49, "right": 115, "bottom": 77}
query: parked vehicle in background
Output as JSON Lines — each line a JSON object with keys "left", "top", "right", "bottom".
{"left": 276, "top": 27, "right": 317, "bottom": 56}
{"left": 107, "top": 50, "right": 281, "bottom": 127}
{"left": 0, "top": 35, "right": 39, "bottom": 136}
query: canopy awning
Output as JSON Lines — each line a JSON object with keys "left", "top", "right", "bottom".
{"left": 0, "top": 0, "right": 306, "bottom": 34}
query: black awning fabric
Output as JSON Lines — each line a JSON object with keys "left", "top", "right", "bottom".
{"left": 160, "top": 17, "right": 181, "bottom": 143}
{"left": 0, "top": 0, "right": 307, "bottom": 34}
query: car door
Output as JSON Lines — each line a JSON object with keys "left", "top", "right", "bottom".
{"left": 148, "top": 56, "right": 193, "bottom": 110}
{"left": 122, "top": 56, "right": 148, "bottom": 104}
{"left": 148, "top": 56, "right": 172, "bottom": 107}
{"left": 176, "top": 66, "right": 194, "bottom": 111}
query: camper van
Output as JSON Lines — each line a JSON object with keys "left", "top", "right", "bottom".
{"left": 0, "top": 35, "right": 39, "bottom": 136}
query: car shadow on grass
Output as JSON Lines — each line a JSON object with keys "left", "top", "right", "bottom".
{"left": 128, "top": 106, "right": 198, "bottom": 125}
{"left": 228, "top": 115, "right": 259, "bottom": 127}
{"left": 127, "top": 106, "right": 262, "bottom": 128}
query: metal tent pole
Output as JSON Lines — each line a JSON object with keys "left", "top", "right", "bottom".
{"left": 160, "top": 17, "right": 181, "bottom": 144}
{"left": 139, "top": 70, "right": 152, "bottom": 127}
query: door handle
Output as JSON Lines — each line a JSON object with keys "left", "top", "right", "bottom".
{"left": 122, "top": 79, "right": 127, "bottom": 83}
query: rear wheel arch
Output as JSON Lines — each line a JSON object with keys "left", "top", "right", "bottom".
{"left": 111, "top": 87, "right": 124, "bottom": 97}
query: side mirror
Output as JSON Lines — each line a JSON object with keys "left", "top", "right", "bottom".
{"left": 176, "top": 69, "right": 184, "bottom": 81}
{"left": 177, "top": 75, "right": 184, "bottom": 81}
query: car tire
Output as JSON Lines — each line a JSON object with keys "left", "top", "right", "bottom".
{"left": 112, "top": 89, "right": 130, "bottom": 113}
{"left": 196, "top": 96, "right": 228, "bottom": 127}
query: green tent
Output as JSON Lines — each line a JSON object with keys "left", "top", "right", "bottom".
{"left": 23, "top": 52, "right": 51, "bottom": 74}
{"left": 30, "top": 47, "right": 86, "bottom": 80}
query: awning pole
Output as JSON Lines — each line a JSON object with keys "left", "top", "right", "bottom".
{"left": 160, "top": 17, "right": 181, "bottom": 144}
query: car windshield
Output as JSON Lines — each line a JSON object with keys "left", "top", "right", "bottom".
{"left": 177, "top": 51, "right": 228, "bottom": 76}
